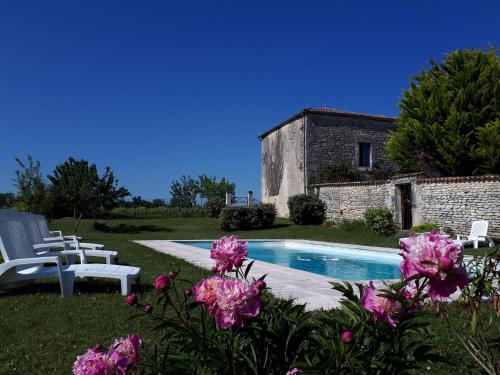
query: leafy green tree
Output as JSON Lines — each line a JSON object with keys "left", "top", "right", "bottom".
{"left": 197, "top": 175, "right": 235, "bottom": 204}
{"left": 151, "top": 198, "right": 167, "bottom": 207}
{"left": 13, "top": 155, "right": 50, "bottom": 213}
{"left": 387, "top": 48, "right": 500, "bottom": 175}
{"left": 169, "top": 176, "right": 198, "bottom": 208}
{"left": 0, "top": 192, "right": 16, "bottom": 208}
{"left": 48, "top": 157, "right": 129, "bottom": 218}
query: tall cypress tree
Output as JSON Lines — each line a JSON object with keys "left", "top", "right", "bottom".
{"left": 387, "top": 48, "right": 500, "bottom": 175}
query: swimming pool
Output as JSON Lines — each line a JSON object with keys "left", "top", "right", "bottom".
{"left": 175, "top": 240, "right": 402, "bottom": 281}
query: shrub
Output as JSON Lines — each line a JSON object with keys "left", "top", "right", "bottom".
{"left": 287, "top": 194, "right": 326, "bottom": 225}
{"left": 204, "top": 198, "right": 225, "bottom": 218}
{"left": 220, "top": 204, "right": 276, "bottom": 230}
{"left": 364, "top": 207, "right": 395, "bottom": 236}
{"left": 319, "top": 162, "right": 366, "bottom": 183}
{"left": 410, "top": 223, "right": 438, "bottom": 233}
{"left": 109, "top": 206, "right": 206, "bottom": 219}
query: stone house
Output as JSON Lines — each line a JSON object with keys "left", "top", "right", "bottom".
{"left": 258, "top": 108, "right": 397, "bottom": 216}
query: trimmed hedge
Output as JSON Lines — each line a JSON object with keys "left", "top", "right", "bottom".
{"left": 287, "top": 194, "right": 326, "bottom": 225}
{"left": 220, "top": 204, "right": 276, "bottom": 230}
{"left": 364, "top": 207, "right": 395, "bottom": 236}
{"left": 109, "top": 206, "right": 206, "bottom": 219}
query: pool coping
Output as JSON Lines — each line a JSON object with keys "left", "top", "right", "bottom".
{"left": 133, "top": 239, "right": 402, "bottom": 310}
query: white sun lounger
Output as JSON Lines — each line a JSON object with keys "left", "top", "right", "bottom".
{"left": 0, "top": 217, "right": 140, "bottom": 297}
{"left": 0, "top": 210, "right": 116, "bottom": 264}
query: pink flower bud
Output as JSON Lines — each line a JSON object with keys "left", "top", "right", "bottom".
{"left": 341, "top": 330, "right": 353, "bottom": 343}
{"left": 254, "top": 280, "right": 266, "bottom": 291}
{"left": 233, "top": 256, "right": 244, "bottom": 267}
{"left": 126, "top": 294, "right": 138, "bottom": 305}
{"left": 153, "top": 275, "right": 170, "bottom": 292}
{"left": 168, "top": 271, "right": 178, "bottom": 280}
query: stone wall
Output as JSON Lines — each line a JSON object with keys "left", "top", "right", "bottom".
{"left": 261, "top": 118, "right": 305, "bottom": 216}
{"left": 316, "top": 175, "right": 500, "bottom": 238}
{"left": 415, "top": 177, "right": 500, "bottom": 238}
{"left": 318, "top": 181, "right": 391, "bottom": 222}
{"left": 306, "top": 114, "right": 396, "bottom": 182}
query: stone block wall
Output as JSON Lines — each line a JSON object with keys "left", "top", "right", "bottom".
{"left": 318, "top": 181, "right": 391, "bottom": 222}
{"left": 415, "top": 177, "right": 500, "bottom": 238}
{"left": 306, "top": 114, "right": 396, "bottom": 182}
{"left": 316, "top": 175, "right": 500, "bottom": 238}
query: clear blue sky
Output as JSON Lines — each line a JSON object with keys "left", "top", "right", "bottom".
{"left": 0, "top": 1, "right": 498, "bottom": 201}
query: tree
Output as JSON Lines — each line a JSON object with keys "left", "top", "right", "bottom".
{"left": 0, "top": 192, "right": 16, "bottom": 208}
{"left": 48, "top": 158, "right": 129, "bottom": 217}
{"left": 169, "top": 176, "right": 198, "bottom": 208}
{"left": 151, "top": 198, "right": 167, "bottom": 208}
{"left": 387, "top": 48, "right": 500, "bottom": 175}
{"left": 197, "top": 175, "right": 236, "bottom": 204}
{"left": 13, "top": 155, "right": 50, "bottom": 213}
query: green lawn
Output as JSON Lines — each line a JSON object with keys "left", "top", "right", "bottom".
{"left": 0, "top": 217, "right": 496, "bottom": 374}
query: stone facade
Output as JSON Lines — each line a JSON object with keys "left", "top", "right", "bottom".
{"left": 261, "top": 118, "right": 305, "bottom": 216}
{"left": 259, "top": 108, "right": 396, "bottom": 216}
{"left": 316, "top": 175, "right": 500, "bottom": 238}
{"left": 306, "top": 114, "right": 397, "bottom": 181}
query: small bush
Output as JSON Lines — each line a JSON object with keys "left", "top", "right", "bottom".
{"left": 410, "top": 223, "right": 438, "bottom": 233}
{"left": 220, "top": 204, "right": 276, "bottom": 230}
{"left": 287, "top": 194, "right": 326, "bottom": 225}
{"left": 339, "top": 220, "right": 367, "bottom": 232}
{"left": 443, "top": 227, "right": 457, "bottom": 238}
{"left": 204, "top": 199, "right": 225, "bottom": 218}
{"left": 319, "top": 162, "right": 366, "bottom": 183}
{"left": 364, "top": 207, "right": 395, "bottom": 236}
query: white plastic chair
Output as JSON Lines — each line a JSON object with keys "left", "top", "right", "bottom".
{"left": 32, "top": 214, "right": 105, "bottom": 250}
{"left": 0, "top": 210, "right": 117, "bottom": 264}
{"left": 455, "top": 220, "right": 494, "bottom": 249}
{"left": 0, "top": 217, "right": 140, "bottom": 297}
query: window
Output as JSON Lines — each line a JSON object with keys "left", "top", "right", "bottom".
{"left": 359, "top": 142, "right": 371, "bottom": 167}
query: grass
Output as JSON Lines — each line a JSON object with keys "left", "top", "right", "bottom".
{"left": 0, "top": 217, "right": 497, "bottom": 374}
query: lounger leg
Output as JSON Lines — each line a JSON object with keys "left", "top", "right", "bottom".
{"left": 60, "top": 271, "right": 75, "bottom": 298}
{"left": 121, "top": 276, "right": 132, "bottom": 295}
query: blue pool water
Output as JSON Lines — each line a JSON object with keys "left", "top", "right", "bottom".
{"left": 176, "top": 240, "right": 401, "bottom": 280}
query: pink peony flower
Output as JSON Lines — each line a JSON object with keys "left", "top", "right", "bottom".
{"left": 361, "top": 282, "right": 404, "bottom": 327}
{"left": 153, "top": 274, "right": 170, "bottom": 292}
{"left": 213, "top": 278, "right": 261, "bottom": 329}
{"left": 73, "top": 348, "right": 126, "bottom": 375}
{"left": 112, "top": 334, "right": 142, "bottom": 365}
{"left": 340, "top": 330, "right": 353, "bottom": 343}
{"left": 193, "top": 275, "right": 223, "bottom": 312}
{"left": 286, "top": 369, "right": 303, "bottom": 375}
{"left": 210, "top": 235, "right": 248, "bottom": 274}
{"left": 400, "top": 230, "right": 469, "bottom": 300}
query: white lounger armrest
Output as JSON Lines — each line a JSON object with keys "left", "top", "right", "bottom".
{"left": 38, "top": 249, "right": 88, "bottom": 264}
{"left": 81, "top": 249, "right": 117, "bottom": 264}
{"left": 33, "top": 241, "right": 68, "bottom": 250}
{"left": 50, "top": 230, "right": 63, "bottom": 237}
{"left": 0, "top": 256, "right": 62, "bottom": 275}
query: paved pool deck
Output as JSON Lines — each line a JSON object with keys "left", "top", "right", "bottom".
{"left": 134, "top": 239, "right": 401, "bottom": 310}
